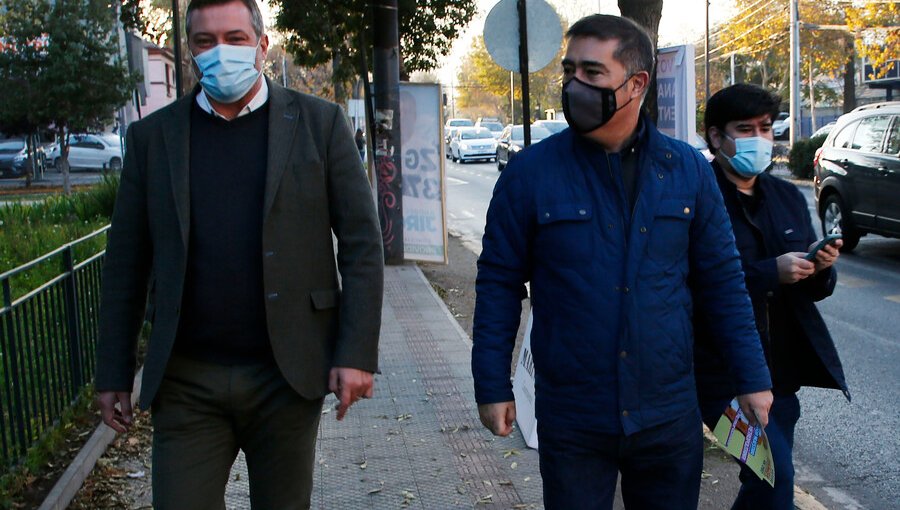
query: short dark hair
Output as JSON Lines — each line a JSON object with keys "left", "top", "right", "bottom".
{"left": 705, "top": 83, "right": 781, "bottom": 154}
{"left": 566, "top": 14, "right": 656, "bottom": 77}
{"left": 186, "top": 0, "right": 264, "bottom": 40}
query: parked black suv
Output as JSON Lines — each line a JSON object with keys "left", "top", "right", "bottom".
{"left": 813, "top": 102, "right": 900, "bottom": 251}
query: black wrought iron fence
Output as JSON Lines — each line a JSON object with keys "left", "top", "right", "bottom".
{"left": 0, "top": 226, "right": 109, "bottom": 470}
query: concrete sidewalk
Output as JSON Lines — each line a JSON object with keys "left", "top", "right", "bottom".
{"left": 226, "top": 264, "right": 542, "bottom": 509}
{"left": 212, "top": 263, "right": 825, "bottom": 509}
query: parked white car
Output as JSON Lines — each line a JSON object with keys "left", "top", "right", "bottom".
{"left": 47, "top": 133, "right": 124, "bottom": 171}
{"left": 772, "top": 112, "right": 790, "bottom": 140}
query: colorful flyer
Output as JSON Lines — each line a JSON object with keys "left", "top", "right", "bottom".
{"left": 712, "top": 398, "right": 775, "bottom": 487}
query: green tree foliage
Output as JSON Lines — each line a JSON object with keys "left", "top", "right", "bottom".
{"left": 0, "top": 0, "right": 137, "bottom": 194}
{"left": 455, "top": 36, "right": 563, "bottom": 124}
{"left": 271, "top": 0, "right": 477, "bottom": 104}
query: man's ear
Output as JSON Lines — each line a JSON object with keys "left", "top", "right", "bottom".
{"left": 708, "top": 126, "right": 724, "bottom": 151}
{"left": 630, "top": 71, "right": 650, "bottom": 98}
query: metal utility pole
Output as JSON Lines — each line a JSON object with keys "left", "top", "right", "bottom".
{"left": 510, "top": 71, "right": 515, "bottom": 123}
{"left": 172, "top": 0, "right": 184, "bottom": 98}
{"left": 517, "top": 0, "right": 531, "bottom": 146}
{"left": 789, "top": 0, "right": 801, "bottom": 145}
{"left": 373, "top": 0, "right": 404, "bottom": 263}
{"left": 705, "top": 0, "right": 710, "bottom": 102}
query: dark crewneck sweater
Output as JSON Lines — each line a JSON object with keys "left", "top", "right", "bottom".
{"left": 174, "top": 98, "right": 272, "bottom": 365}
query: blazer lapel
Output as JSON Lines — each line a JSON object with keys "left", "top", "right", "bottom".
{"left": 162, "top": 94, "right": 194, "bottom": 248}
{"left": 263, "top": 80, "right": 300, "bottom": 222}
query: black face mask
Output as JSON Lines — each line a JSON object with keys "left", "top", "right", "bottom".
{"left": 561, "top": 75, "right": 634, "bottom": 134}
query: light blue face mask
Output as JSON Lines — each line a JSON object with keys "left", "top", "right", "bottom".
{"left": 723, "top": 135, "right": 774, "bottom": 178}
{"left": 192, "top": 42, "right": 261, "bottom": 104}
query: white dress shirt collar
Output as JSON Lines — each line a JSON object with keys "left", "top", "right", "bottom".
{"left": 196, "top": 78, "right": 269, "bottom": 120}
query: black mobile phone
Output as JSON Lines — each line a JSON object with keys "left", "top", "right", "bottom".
{"left": 804, "top": 233, "right": 842, "bottom": 261}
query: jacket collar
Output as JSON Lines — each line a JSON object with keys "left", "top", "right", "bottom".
{"left": 161, "top": 78, "right": 300, "bottom": 248}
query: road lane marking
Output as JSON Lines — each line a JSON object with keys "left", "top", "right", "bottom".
{"left": 835, "top": 275, "right": 874, "bottom": 289}
{"left": 447, "top": 177, "right": 468, "bottom": 186}
{"left": 885, "top": 295, "right": 900, "bottom": 304}
{"left": 460, "top": 210, "right": 476, "bottom": 219}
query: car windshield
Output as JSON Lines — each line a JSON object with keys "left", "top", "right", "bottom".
{"left": 537, "top": 121, "right": 567, "bottom": 134}
{"left": 448, "top": 119, "right": 474, "bottom": 127}
{"left": 0, "top": 140, "right": 25, "bottom": 151}
{"left": 481, "top": 122, "right": 503, "bottom": 132}
{"left": 100, "top": 134, "right": 121, "bottom": 147}
{"left": 461, "top": 129, "right": 493, "bottom": 140}
{"left": 511, "top": 126, "right": 552, "bottom": 141}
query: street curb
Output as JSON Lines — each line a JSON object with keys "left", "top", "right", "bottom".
{"left": 38, "top": 368, "right": 143, "bottom": 510}
{"left": 701, "top": 427, "right": 828, "bottom": 509}
{"left": 413, "top": 263, "right": 473, "bottom": 348}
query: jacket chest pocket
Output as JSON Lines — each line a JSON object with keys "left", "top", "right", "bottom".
{"left": 535, "top": 203, "right": 594, "bottom": 263}
{"left": 781, "top": 228, "right": 807, "bottom": 252}
{"left": 648, "top": 199, "right": 695, "bottom": 262}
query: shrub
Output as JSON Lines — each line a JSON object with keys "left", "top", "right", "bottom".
{"left": 788, "top": 134, "right": 828, "bottom": 179}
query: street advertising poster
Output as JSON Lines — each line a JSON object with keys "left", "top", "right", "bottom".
{"left": 400, "top": 83, "right": 448, "bottom": 263}
{"left": 656, "top": 45, "right": 697, "bottom": 144}
{"left": 512, "top": 311, "right": 539, "bottom": 449}
{"left": 712, "top": 398, "right": 776, "bottom": 487}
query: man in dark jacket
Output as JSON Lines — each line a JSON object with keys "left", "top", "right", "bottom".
{"left": 472, "top": 15, "right": 773, "bottom": 509}
{"left": 695, "top": 83, "right": 849, "bottom": 509}
{"left": 95, "top": 1, "right": 383, "bottom": 508}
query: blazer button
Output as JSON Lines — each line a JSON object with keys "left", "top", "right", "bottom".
{"left": 620, "top": 350, "right": 628, "bottom": 359}
{"left": 683, "top": 207, "right": 691, "bottom": 215}
{"left": 639, "top": 226, "right": 647, "bottom": 233}
{"left": 267, "top": 292, "right": 279, "bottom": 301}
{"left": 622, "top": 410, "right": 629, "bottom": 417}
{"left": 623, "top": 287, "right": 630, "bottom": 293}
{"left": 265, "top": 250, "right": 275, "bottom": 257}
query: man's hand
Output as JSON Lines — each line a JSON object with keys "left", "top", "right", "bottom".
{"left": 98, "top": 391, "right": 133, "bottom": 433}
{"left": 478, "top": 401, "right": 516, "bottom": 437}
{"left": 329, "top": 367, "right": 374, "bottom": 421}
{"left": 776, "top": 252, "right": 815, "bottom": 284}
{"left": 809, "top": 239, "right": 842, "bottom": 273}
{"left": 736, "top": 390, "right": 773, "bottom": 428}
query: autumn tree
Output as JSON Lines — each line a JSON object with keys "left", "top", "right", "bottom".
{"left": 272, "top": 0, "right": 477, "bottom": 105}
{"left": 455, "top": 36, "right": 564, "bottom": 125}
{"left": 709, "top": 0, "right": 900, "bottom": 113}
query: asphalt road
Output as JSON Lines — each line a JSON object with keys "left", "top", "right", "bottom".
{"left": 443, "top": 157, "right": 900, "bottom": 509}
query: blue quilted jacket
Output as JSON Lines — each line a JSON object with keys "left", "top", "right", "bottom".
{"left": 472, "top": 120, "right": 772, "bottom": 435}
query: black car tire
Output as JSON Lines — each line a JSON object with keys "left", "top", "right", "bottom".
{"left": 54, "top": 158, "right": 62, "bottom": 173}
{"left": 821, "top": 194, "right": 860, "bottom": 252}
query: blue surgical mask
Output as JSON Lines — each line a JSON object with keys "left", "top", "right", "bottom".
{"left": 192, "top": 42, "right": 261, "bottom": 104}
{"left": 723, "top": 135, "right": 773, "bottom": 178}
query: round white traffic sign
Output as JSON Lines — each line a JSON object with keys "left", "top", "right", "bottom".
{"left": 483, "top": 0, "right": 563, "bottom": 73}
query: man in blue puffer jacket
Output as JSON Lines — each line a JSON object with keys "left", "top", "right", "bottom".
{"left": 472, "top": 15, "right": 773, "bottom": 509}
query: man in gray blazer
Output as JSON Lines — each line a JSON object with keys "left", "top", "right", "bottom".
{"left": 95, "top": 0, "right": 384, "bottom": 508}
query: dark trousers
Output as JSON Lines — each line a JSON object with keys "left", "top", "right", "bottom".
{"left": 537, "top": 410, "right": 703, "bottom": 510}
{"left": 701, "top": 393, "right": 800, "bottom": 510}
{"left": 151, "top": 355, "right": 324, "bottom": 510}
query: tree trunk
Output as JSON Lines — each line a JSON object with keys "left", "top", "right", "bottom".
{"left": 332, "top": 49, "right": 346, "bottom": 105}
{"left": 618, "top": 0, "right": 663, "bottom": 123}
{"left": 843, "top": 37, "right": 857, "bottom": 113}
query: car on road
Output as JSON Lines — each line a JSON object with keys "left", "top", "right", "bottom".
{"left": 813, "top": 101, "right": 900, "bottom": 251}
{"left": 46, "top": 133, "right": 124, "bottom": 171}
{"left": 475, "top": 118, "right": 504, "bottom": 138}
{"left": 689, "top": 132, "right": 714, "bottom": 162}
{"left": 495, "top": 124, "right": 552, "bottom": 171}
{"left": 444, "top": 118, "right": 474, "bottom": 130}
{"left": 773, "top": 112, "right": 791, "bottom": 140}
{"left": 448, "top": 127, "right": 497, "bottom": 163}
{"left": 533, "top": 119, "right": 568, "bottom": 135}
{"left": 0, "top": 138, "right": 31, "bottom": 178}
